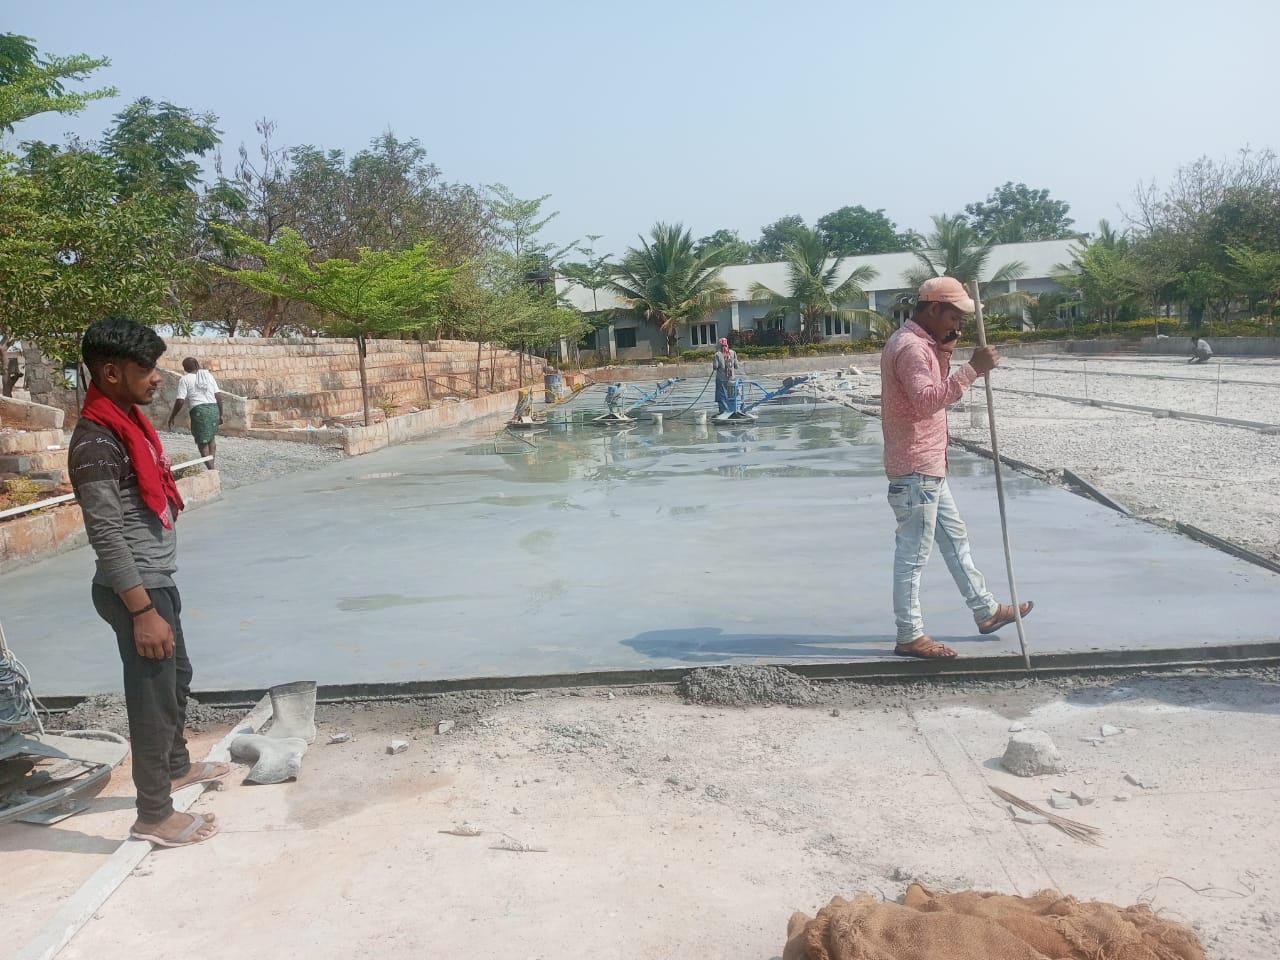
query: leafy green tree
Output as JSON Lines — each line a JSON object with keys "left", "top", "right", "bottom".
{"left": 906, "top": 214, "right": 1027, "bottom": 288}
{"left": 0, "top": 146, "right": 197, "bottom": 373}
{"left": 693, "top": 228, "right": 754, "bottom": 264}
{"left": 963, "top": 182, "right": 1075, "bottom": 243}
{"left": 559, "top": 235, "right": 611, "bottom": 312}
{"left": 905, "top": 214, "right": 1029, "bottom": 321}
{"left": 105, "top": 98, "right": 220, "bottom": 200}
{"left": 0, "top": 33, "right": 116, "bottom": 133}
{"left": 815, "top": 205, "right": 905, "bottom": 256}
{"left": 749, "top": 227, "right": 880, "bottom": 339}
{"left": 1226, "top": 245, "right": 1280, "bottom": 321}
{"left": 223, "top": 228, "right": 454, "bottom": 425}
{"left": 1128, "top": 148, "right": 1280, "bottom": 323}
{"left": 197, "top": 119, "right": 304, "bottom": 336}
{"left": 266, "top": 134, "right": 489, "bottom": 264}
{"left": 1054, "top": 229, "right": 1140, "bottom": 332}
{"left": 608, "top": 222, "right": 734, "bottom": 357}
{"left": 752, "top": 214, "right": 806, "bottom": 262}
{"left": 559, "top": 234, "right": 615, "bottom": 359}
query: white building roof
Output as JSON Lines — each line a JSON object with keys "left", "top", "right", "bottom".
{"left": 557, "top": 238, "right": 1077, "bottom": 313}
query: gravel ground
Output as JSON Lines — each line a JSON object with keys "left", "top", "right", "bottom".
{"left": 810, "top": 354, "right": 1280, "bottom": 564}
{"left": 158, "top": 429, "right": 346, "bottom": 490}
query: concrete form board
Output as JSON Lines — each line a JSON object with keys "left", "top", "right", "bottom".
{"left": 2, "top": 406, "right": 1276, "bottom": 696}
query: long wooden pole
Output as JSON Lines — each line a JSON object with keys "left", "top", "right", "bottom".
{"left": 969, "top": 283, "right": 1031, "bottom": 670}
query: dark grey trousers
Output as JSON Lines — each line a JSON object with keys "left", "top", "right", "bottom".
{"left": 91, "top": 584, "right": 193, "bottom": 823}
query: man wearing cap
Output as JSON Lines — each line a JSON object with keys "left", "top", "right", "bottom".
{"left": 712, "top": 337, "right": 740, "bottom": 415}
{"left": 879, "top": 277, "right": 1034, "bottom": 658}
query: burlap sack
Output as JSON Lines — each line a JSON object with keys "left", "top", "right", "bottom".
{"left": 782, "top": 884, "right": 1206, "bottom": 960}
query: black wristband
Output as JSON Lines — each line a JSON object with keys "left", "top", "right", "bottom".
{"left": 129, "top": 601, "right": 155, "bottom": 618}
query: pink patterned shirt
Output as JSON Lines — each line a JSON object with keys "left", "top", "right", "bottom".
{"left": 880, "top": 320, "right": 979, "bottom": 477}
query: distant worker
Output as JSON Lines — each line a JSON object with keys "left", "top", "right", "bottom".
{"left": 1188, "top": 336, "right": 1213, "bottom": 364}
{"left": 880, "top": 277, "right": 1034, "bottom": 659}
{"left": 712, "top": 337, "right": 740, "bottom": 415}
{"left": 605, "top": 383, "right": 626, "bottom": 417}
{"left": 167, "top": 358, "right": 224, "bottom": 470}
{"left": 511, "top": 388, "right": 533, "bottom": 422}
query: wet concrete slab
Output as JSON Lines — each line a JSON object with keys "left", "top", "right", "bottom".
{"left": 4, "top": 404, "right": 1277, "bottom": 695}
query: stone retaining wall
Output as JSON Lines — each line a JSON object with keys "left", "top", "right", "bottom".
{"left": 26, "top": 336, "right": 545, "bottom": 431}
{"left": 0, "top": 468, "right": 221, "bottom": 574}
{"left": 246, "top": 387, "right": 527, "bottom": 455}
{"left": 0, "top": 396, "right": 64, "bottom": 431}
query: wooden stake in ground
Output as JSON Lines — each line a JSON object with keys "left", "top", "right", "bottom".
{"left": 969, "top": 283, "right": 1032, "bottom": 671}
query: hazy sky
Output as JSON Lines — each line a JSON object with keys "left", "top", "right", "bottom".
{"left": 7, "top": 0, "right": 1278, "bottom": 256}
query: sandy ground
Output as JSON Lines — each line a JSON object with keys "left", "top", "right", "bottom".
{"left": 9, "top": 669, "right": 1279, "bottom": 960}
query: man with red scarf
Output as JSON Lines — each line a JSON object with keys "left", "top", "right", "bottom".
{"left": 68, "top": 318, "right": 227, "bottom": 847}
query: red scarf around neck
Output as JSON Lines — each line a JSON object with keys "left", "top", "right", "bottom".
{"left": 81, "top": 383, "right": 184, "bottom": 529}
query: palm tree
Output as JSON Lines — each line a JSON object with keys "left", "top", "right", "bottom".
{"left": 905, "top": 214, "right": 1029, "bottom": 316}
{"left": 1053, "top": 221, "right": 1139, "bottom": 333}
{"left": 748, "top": 227, "right": 881, "bottom": 339}
{"left": 608, "top": 222, "right": 734, "bottom": 357}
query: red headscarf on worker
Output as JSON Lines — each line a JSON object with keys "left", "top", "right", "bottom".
{"left": 719, "top": 337, "right": 729, "bottom": 357}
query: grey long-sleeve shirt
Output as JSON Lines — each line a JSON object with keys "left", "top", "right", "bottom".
{"left": 68, "top": 418, "right": 177, "bottom": 592}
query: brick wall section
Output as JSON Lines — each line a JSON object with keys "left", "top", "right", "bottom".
{"left": 0, "top": 396, "right": 64, "bottom": 430}
{"left": 26, "top": 337, "right": 546, "bottom": 431}
{"left": 246, "top": 386, "right": 529, "bottom": 455}
{"left": 0, "top": 468, "right": 221, "bottom": 574}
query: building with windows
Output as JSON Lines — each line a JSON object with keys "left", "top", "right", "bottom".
{"left": 559, "top": 238, "right": 1078, "bottom": 361}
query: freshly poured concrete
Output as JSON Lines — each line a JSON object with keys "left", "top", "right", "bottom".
{"left": 4, "top": 404, "right": 1277, "bottom": 695}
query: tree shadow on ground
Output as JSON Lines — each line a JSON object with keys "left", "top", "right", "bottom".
{"left": 621, "top": 626, "right": 1002, "bottom": 663}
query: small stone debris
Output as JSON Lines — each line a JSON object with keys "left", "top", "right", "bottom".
{"left": 1049, "top": 795, "right": 1079, "bottom": 810}
{"left": 1100, "top": 724, "right": 1123, "bottom": 737}
{"left": 1001, "top": 730, "right": 1067, "bottom": 777}
{"left": 1009, "top": 805, "right": 1049, "bottom": 825}
{"left": 1114, "top": 792, "right": 1132, "bottom": 802}
{"left": 704, "top": 784, "right": 729, "bottom": 801}
{"left": 492, "top": 836, "right": 547, "bottom": 853}
{"left": 436, "top": 720, "right": 455, "bottom": 735}
{"left": 327, "top": 732, "right": 351, "bottom": 744}
{"left": 1008, "top": 721, "right": 1026, "bottom": 733}
{"left": 387, "top": 739, "right": 409, "bottom": 755}
{"left": 1070, "top": 790, "right": 1097, "bottom": 806}
{"left": 511, "top": 807, "right": 522, "bottom": 815}
{"left": 439, "top": 823, "right": 483, "bottom": 837}
{"left": 515, "top": 692, "right": 539, "bottom": 701}
{"left": 1080, "top": 736, "right": 1105, "bottom": 746}
{"left": 830, "top": 709, "right": 841, "bottom": 718}
{"left": 1125, "top": 772, "right": 1157, "bottom": 789}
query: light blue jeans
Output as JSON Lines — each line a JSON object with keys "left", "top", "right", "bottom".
{"left": 887, "top": 473, "right": 998, "bottom": 643}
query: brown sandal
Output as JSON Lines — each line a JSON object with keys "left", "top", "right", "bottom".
{"left": 894, "top": 636, "right": 957, "bottom": 659}
{"left": 977, "top": 601, "right": 1034, "bottom": 635}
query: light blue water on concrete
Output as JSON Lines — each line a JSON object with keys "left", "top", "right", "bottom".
{"left": 4, "top": 401, "right": 1277, "bottom": 694}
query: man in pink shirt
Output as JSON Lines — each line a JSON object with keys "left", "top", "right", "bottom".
{"left": 880, "top": 277, "right": 1034, "bottom": 659}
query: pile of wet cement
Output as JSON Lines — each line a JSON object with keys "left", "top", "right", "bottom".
{"left": 676, "top": 665, "right": 817, "bottom": 707}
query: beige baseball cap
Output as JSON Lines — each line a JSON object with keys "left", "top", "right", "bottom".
{"left": 917, "top": 276, "right": 976, "bottom": 313}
